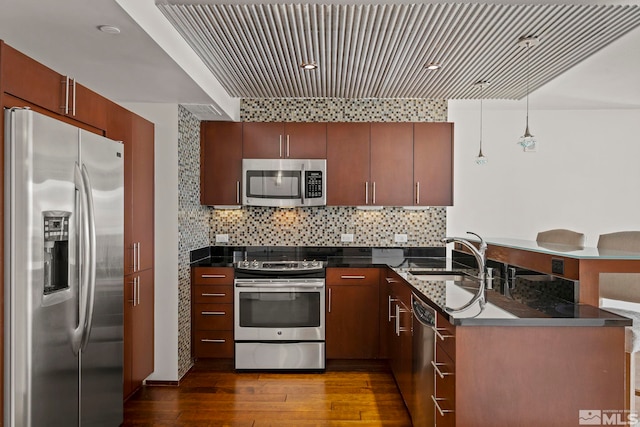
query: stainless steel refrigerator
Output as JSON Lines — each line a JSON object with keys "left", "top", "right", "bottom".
{"left": 4, "top": 108, "right": 124, "bottom": 426}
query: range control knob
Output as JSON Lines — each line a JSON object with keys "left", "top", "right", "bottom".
{"left": 241, "top": 261, "right": 250, "bottom": 268}
{"left": 311, "top": 260, "right": 320, "bottom": 267}
{"left": 302, "top": 260, "right": 309, "bottom": 268}
{"left": 251, "top": 260, "right": 259, "bottom": 268}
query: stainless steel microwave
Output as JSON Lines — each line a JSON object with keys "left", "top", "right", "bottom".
{"left": 242, "top": 158, "right": 327, "bottom": 207}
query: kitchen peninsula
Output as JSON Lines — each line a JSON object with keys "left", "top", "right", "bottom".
{"left": 191, "top": 242, "right": 634, "bottom": 427}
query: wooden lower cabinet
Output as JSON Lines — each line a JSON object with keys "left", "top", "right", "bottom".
{"left": 325, "top": 268, "right": 380, "bottom": 359}
{"left": 124, "top": 268, "right": 154, "bottom": 399}
{"left": 431, "top": 312, "right": 627, "bottom": 427}
{"left": 192, "top": 267, "right": 234, "bottom": 359}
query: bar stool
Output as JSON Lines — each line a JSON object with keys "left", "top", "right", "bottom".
{"left": 597, "top": 231, "right": 640, "bottom": 411}
{"left": 536, "top": 228, "right": 585, "bottom": 249}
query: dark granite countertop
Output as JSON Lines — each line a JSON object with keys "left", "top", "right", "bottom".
{"left": 396, "top": 267, "right": 632, "bottom": 327}
{"left": 189, "top": 245, "right": 633, "bottom": 327}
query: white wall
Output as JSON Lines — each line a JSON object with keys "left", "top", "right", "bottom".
{"left": 447, "top": 102, "right": 640, "bottom": 247}
{"left": 121, "top": 102, "right": 180, "bottom": 381}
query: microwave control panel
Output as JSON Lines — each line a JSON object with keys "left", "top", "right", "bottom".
{"left": 305, "top": 171, "right": 323, "bottom": 198}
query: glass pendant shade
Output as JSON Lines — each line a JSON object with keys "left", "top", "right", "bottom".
{"left": 516, "top": 36, "right": 539, "bottom": 151}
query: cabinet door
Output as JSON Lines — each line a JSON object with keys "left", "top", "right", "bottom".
{"left": 326, "top": 268, "right": 380, "bottom": 359}
{"left": 106, "top": 103, "right": 135, "bottom": 273}
{"left": 370, "top": 122, "right": 414, "bottom": 206}
{"left": 71, "top": 82, "right": 108, "bottom": 131}
{"left": 326, "top": 284, "right": 379, "bottom": 359}
{"left": 284, "top": 122, "right": 327, "bottom": 158}
{"left": 131, "top": 269, "right": 155, "bottom": 392}
{"left": 242, "top": 122, "right": 284, "bottom": 158}
{"left": 2, "top": 43, "right": 65, "bottom": 115}
{"left": 326, "top": 123, "right": 370, "bottom": 206}
{"left": 414, "top": 122, "right": 453, "bottom": 206}
{"left": 200, "top": 121, "right": 243, "bottom": 205}
{"left": 131, "top": 114, "right": 154, "bottom": 272}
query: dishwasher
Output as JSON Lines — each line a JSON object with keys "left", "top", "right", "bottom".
{"left": 411, "top": 293, "right": 436, "bottom": 427}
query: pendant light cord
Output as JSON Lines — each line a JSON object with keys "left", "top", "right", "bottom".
{"left": 526, "top": 41, "right": 530, "bottom": 128}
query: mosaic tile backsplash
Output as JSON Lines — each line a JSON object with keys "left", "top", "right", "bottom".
{"left": 211, "top": 206, "right": 447, "bottom": 247}
{"left": 241, "top": 98, "right": 448, "bottom": 122}
{"left": 177, "top": 105, "right": 209, "bottom": 378}
{"left": 176, "top": 98, "right": 448, "bottom": 379}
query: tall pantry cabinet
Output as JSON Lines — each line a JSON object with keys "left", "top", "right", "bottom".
{"left": 0, "top": 40, "right": 156, "bottom": 410}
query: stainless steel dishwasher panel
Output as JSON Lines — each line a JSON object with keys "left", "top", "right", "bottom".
{"left": 412, "top": 293, "right": 436, "bottom": 427}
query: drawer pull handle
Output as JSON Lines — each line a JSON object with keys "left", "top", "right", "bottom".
{"left": 433, "top": 327, "right": 454, "bottom": 341}
{"left": 431, "top": 395, "right": 454, "bottom": 416}
{"left": 386, "top": 277, "right": 397, "bottom": 283}
{"left": 201, "top": 293, "right": 226, "bottom": 297}
{"left": 201, "top": 339, "right": 226, "bottom": 343}
{"left": 201, "top": 274, "right": 226, "bottom": 279}
{"left": 340, "top": 275, "right": 366, "bottom": 279}
{"left": 201, "top": 311, "right": 226, "bottom": 316}
{"left": 431, "top": 361, "right": 454, "bottom": 378}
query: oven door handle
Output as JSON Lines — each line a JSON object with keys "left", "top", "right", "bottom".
{"left": 234, "top": 282, "right": 324, "bottom": 289}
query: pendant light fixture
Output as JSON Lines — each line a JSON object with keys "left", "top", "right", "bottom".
{"left": 516, "top": 35, "right": 539, "bottom": 151}
{"left": 475, "top": 80, "right": 489, "bottom": 165}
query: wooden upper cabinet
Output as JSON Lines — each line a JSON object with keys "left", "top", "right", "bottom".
{"left": 2, "top": 43, "right": 107, "bottom": 131}
{"left": 326, "top": 122, "right": 370, "bottom": 206}
{"left": 130, "top": 114, "right": 155, "bottom": 272}
{"left": 242, "top": 122, "right": 326, "bottom": 159}
{"left": 284, "top": 122, "right": 326, "bottom": 158}
{"left": 414, "top": 122, "right": 453, "bottom": 206}
{"left": 370, "top": 122, "right": 414, "bottom": 206}
{"left": 201, "top": 121, "right": 243, "bottom": 205}
{"left": 2, "top": 43, "right": 63, "bottom": 114}
{"left": 106, "top": 103, "right": 154, "bottom": 273}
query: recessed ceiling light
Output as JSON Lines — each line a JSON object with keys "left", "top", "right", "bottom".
{"left": 300, "top": 61, "right": 318, "bottom": 70}
{"left": 424, "top": 62, "right": 441, "bottom": 71}
{"left": 98, "top": 25, "right": 121, "bottom": 35}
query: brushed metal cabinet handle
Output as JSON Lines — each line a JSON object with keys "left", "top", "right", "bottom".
{"left": 62, "top": 76, "right": 70, "bottom": 114}
{"left": 431, "top": 361, "right": 454, "bottom": 378}
{"left": 286, "top": 135, "right": 290, "bottom": 158}
{"left": 279, "top": 135, "right": 283, "bottom": 158}
{"left": 201, "top": 274, "right": 226, "bottom": 279}
{"left": 432, "top": 396, "right": 454, "bottom": 416}
{"left": 71, "top": 78, "right": 76, "bottom": 116}
{"left": 328, "top": 288, "right": 332, "bottom": 313}
{"left": 236, "top": 181, "right": 240, "bottom": 204}
{"left": 388, "top": 296, "right": 398, "bottom": 322}
{"left": 416, "top": 181, "right": 420, "bottom": 204}
{"left": 201, "top": 311, "right": 226, "bottom": 316}
{"left": 372, "top": 182, "right": 376, "bottom": 205}
{"left": 201, "top": 293, "right": 226, "bottom": 297}
{"left": 340, "top": 275, "right": 366, "bottom": 279}
{"left": 201, "top": 339, "right": 226, "bottom": 343}
{"left": 432, "top": 326, "right": 454, "bottom": 341}
{"left": 365, "top": 182, "right": 369, "bottom": 205}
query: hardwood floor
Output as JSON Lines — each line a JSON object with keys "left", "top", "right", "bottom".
{"left": 123, "top": 360, "right": 412, "bottom": 426}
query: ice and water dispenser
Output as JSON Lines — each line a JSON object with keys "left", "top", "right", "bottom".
{"left": 43, "top": 211, "right": 71, "bottom": 294}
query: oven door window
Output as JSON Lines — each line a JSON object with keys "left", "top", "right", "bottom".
{"left": 246, "top": 170, "right": 301, "bottom": 199}
{"left": 238, "top": 291, "right": 320, "bottom": 328}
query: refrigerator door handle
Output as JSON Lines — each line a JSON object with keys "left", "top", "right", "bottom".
{"left": 79, "top": 163, "right": 97, "bottom": 351}
{"left": 72, "top": 163, "right": 89, "bottom": 353}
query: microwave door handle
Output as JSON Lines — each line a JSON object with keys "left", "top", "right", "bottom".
{"left": 300, "top": 163, "right": 305, "bottom": 205}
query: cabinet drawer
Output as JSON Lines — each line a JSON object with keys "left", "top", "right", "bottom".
{"left": 193, "top": 303, "right": 233, "bottom": 330}
{"left": 193, "top": 267, "right": 234, "bottom": 285}
{"left": 193, "top": 330, "right": 234, "bottom": 358}
{"left": 434, "top": 344, "right": 456, "bottom": 426}
{"left": 435, "top": 312, "right": 456, "bottom": 361}
{"left": 193, "top": 285, "right": 233, "bottom": 304}
{"left": 326, "top": 268, "right": 380, "bottom": 286}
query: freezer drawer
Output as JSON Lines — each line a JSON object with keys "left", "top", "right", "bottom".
{"left": 235, "top": 342, "right": 325, "bottom": 370}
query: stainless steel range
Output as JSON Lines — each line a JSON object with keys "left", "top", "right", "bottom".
{"left": 234, "top": 260, "right": 326, "bottom": 370}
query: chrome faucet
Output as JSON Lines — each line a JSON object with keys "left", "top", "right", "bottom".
{"left": 442, "top": 231, "right": 487, "bottom": 313}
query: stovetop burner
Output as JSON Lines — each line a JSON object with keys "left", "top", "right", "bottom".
{"left": 235, "top": 260, "right": 325, "bottom": 271}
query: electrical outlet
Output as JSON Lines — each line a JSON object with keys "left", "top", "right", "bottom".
{"left": 341, "top": 233, "right": 354, "bottom": 242}
{"left": 394, "top": 233, "right": 408, "bottom": 243}
{"left": 215, "top": 234, "right": 229, "bottom": 243}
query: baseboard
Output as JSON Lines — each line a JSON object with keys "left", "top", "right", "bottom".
{"left": 145, "top": 380, "right": 180, "bottom": 387}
